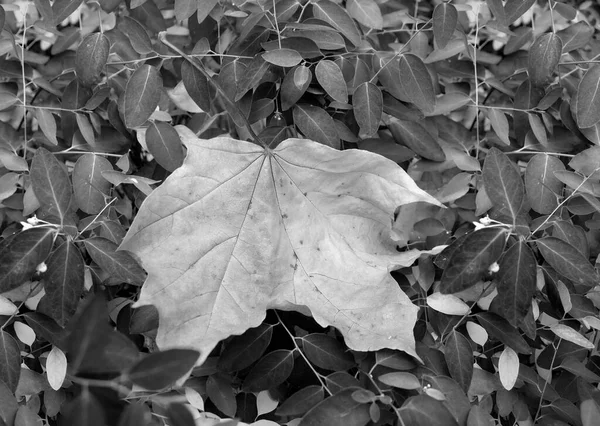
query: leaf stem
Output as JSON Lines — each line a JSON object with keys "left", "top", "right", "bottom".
{"left": 157, "top": 33, "right": 264, "bottom": 147}
{"left": 273, "top": 311, "right": 333, "bottom": 396}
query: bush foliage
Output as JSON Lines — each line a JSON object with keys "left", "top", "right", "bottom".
{"left": 0, "top": 0, "right": 600, "bottom": 425}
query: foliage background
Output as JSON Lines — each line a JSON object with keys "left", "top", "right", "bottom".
{"left": 1, "top": 0, "right": 600, "bottom": 425}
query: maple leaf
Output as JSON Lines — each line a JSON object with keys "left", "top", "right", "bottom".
{"left": 120, "top": 129, "right": 442, "bottom": 363}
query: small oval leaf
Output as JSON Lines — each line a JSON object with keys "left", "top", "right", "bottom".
{"left": 575, "top": 65, "right": 600, "bottom": 129}
{"left": 433, "top": 3, "right": 458, "bottom": 49}
{"left": 399, "top": 54, "right": 435, "bottom": 114}
{"left": 128, "top": 349, "right": 200, "bottom": 390}
{"left": 76, "top": 33, "right": 110, "bottom": 87}
{"left": 123, "top": 65, "right": 163, "bottom": 128}
{"left": 528, "top": 33, "right": 562, "bottom": 87}
{"left": 146, "top": 122, "right": 184, "bottom": 172}
{"left": 262, "top": 48, "right": 303, "bottom": 67}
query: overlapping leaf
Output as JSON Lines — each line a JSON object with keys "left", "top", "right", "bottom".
{"left": 121, "top": 131, "right": 442, "bottom": 363}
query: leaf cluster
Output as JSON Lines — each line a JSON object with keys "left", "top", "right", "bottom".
{"left": 0, "top": 0, "right": 600, "bottom": 425}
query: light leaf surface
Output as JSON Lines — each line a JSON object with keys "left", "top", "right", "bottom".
{"left": 120, "top": 132, "right": 442, "bottom": 363}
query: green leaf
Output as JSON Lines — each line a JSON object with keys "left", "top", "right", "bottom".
{"left": 117, "top": 402, "right": 151, "bottom": 426}
{"left": 129, "top": 305, "right": 159, "bottom": 334}
{"left": 0, "top": 4, "right": 6, "bottom": 29}
{"left": 217, "top": 323, "right": 273, "bottom": 372}
{"left": 23, "top": 313, "right": 65, "bottom": 349}
{"left": 61, "top": 80, "right": 92, "bottom": 144}
{"left": 399, "top": 54, "right": 435, "bottom": 114}
{"left": 483, "top": 147, "right": 525, "bottom": 224}
{"left": 377, "top": 372, "right": 421, "bottom": 390}
{"left": 432, "top": 3, "right": 458, "bottom": 49}
{"left": 181, "top": 61, "right": 211, "bottom": 114}
{"left": 552, "top": 221, "right": 588, "bottom": 258}
{"left": 281, "top": 64, "right": 311, "bottom": 111}
{"left": 75, "top": 33, "right": 110, "bottom": 87}
{"left": 439, "top": 228, "right": 507, "bottom": 294}
{"left": 41, "top": 241, "right": 84, "bottom": 326}
{"left": 299, "top": 388, "right": 370, "bottom": 426}
{"left": 387, "top": 117, "right": 445, "bottom": 161}
{"left": 570, "top": 146, "right": 600, "bottom": 179}
{"left": 0, "top": 228, "right": 55, "bottom": 293}
{"left": 475, "top": 312, "right": 531, "bottom": 354}
{"left": 276, "top": 385, "right": 325, "bottom": 416}
{"left": 123, "top": 65, "right": 163, "bottom": 128}
{"left": 536, "top": 237, "right": 599, "bottom": 288}
{"left": 527, "top": 33, "right": 562, "bottom": 88}
{"left": 35, "top": 108, "right": 58, "bottom": 145}
{"left": 399, "top": 395, "right": 459, "bottom": 426}
{"left": 196, "top": 0, "right": 218, "bottom": 23}
{"left": 52, "top": 0, "right": 83, "bottom": 25}
{"left": 493, "top": 241, "right": 537, "bottom": 327}
{"left": 0, "top": 330, "right": 20, "bottom": 393}
{"left": 513, "top": 80, "right": 544, "bottom": 144}
{"left": 486, "top": 108, "right": 510, "bottom": 145}
{"left": 575, "top": 65, "right": 600, "bottom": 129}
{"left": 312, "top": 1, "right": 361, "bottom": 46}
{"left": 503, "top": 0, "right": 535, "bottom": 24}
{"left": 0, "top": 381, "right": 17, "bottom": 424}
{"left": 235, "top": 56, "right": 270, "bottom": 101}
{"left": 353, "top": 82, "right": 382, "bottom": 137}
{"left": 242, "top": 349, "right": 294, "bottom": 392}
{"left": 262, "top": 48, "right": 303, "bottom": 67}
{"left": 72, "top": 154, "right": 112, "bottom": 214}
{"left": 174, "top": 0, "right": 197, "bottom": 22}
{"left": 347, "top": 0, "right": 383, "bottom": 30}
{"left": 581, "top": 399, "right": 600, "bottom": 426}
{"left": 118, "top": 17, "right": 153, "bottom": 54}
{"left": 525, "top": 154, "right": 565, "bottom": 214}
{"left": 315, "top": 60, "right": 348, "bottom": 104}
{"left": 445, "top": 330, "right": 473, "bottom": 393}
{"left": 129, "top": 0, "right": 167, "bottom": 33}
{"left": 302, "top": 334, "right": 356, "bottom": 371}
{"left": 128, "top": 349, "right": 199, "bottom": 390}
{"left": 145, "top": 122, "right": 185, "bottom": 172}
{"left": 293, "top": 104, "right": 340, "bottom": 149}
{"left": 206, "top": 374, "right": 236, "bottom": 417}
{"left": 557, "top": 21, "right": 594, "bottom": 53}
{"left": 83, "top": 237, "right": 146, "bottom": 286}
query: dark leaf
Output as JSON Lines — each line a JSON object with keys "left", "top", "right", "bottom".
{"left": 536, "top": 237, "right": 599, "bottom": 288}
{"left": 550, "top": 398, "right": 583, "bottom": 426}
{"left": 388, "top": 118, "right": 445, "bottom": 161}
{"left": 123, "top": 65, "right": 163, "bottom": 128}
{"left": 276, "top": 385, "right": 324, "bottom": 416}
{"left": 444, "top": 330, "right": 473, "bottom": 393}
{"left": 23, "top": 313, "right": 65, "bottom": 349}
{"left": 218, "top": 323, "right": 273, "bottom": 372}
{"left": 399, "top": 54, "right": 435, "bottom": 114}
{"left": 513, "top": 80, "right": 544, "bottom": 144}
{"left": 128, "top": 349, "right": 199, "bottom": 390}
{"left": 42, "top": 241, "right": 84, "bottom": 326}
{"left": 575, "top": 65, "right": 600, "bottom": 129}
{"left": 52, "top": 0, "right": 83, "bottom": 25}
{"left": 235, "top": 56, "right": 270, "bottom": 101}
{"left": 325, "top": 372, "right": 361, "bottom": 394}
{"left": 293, "top": 104, "right": 340, "bottom": 149}
{"left": 35, "top": 108, "right": 58, "bottom": 145}
{"left": 30, "top": 148, "right": 73, "bottom": 224}
{"left": 74, "top": 329, "right": 139, "bottom": 374}
{"left": 0, "top": 228, "right": 55, "bottom": 293}
{"left": 440, "top": 228, "right": 507, "bottom": 294}
{"left": 525, "top": 154, "right": 565, "bottom": 214}
{"left": 552, "top": 221, "right": 588, "bottom": 258}
{"left": 242, "top": 349, "right": 294, "bottom": 392}
{"left": 129, "top": 0, "right": 167, "bottom": 34}
{"left": 353, "top": 82, "right": 382, "bottom": 137}
{"left": 493, "top": 241, "right": 537, "bottom": 327}
{"left": 181, "top": 61, "right": 211, "bottom": 113}
{"left": 528, "top": 33, "right": 562, "bottom": 88}
{"left": 302, "top": 334, "right": 356, "bottom": 371}
{"left": 281, "top": 64, "right": 311, "bottom": 111}
{"left": 315, "top": 60, "right": 348, "bottom": 104}
{"left": 62, "top": 80, "right": 92, "bottom": 144}
{"left": 0, "top": 331, "right": 20, "bottom": 393}
{"left": 483, "top": 148, "right": 525, "bottom": 224}
{"left": 129, "top": 305, "right": 159, "bottom": 334}
{"left": 76, "top": 33, "right": 110, "bottom": 87}
{"left": 475, "top": 312, "right": 531, "bottom": 354}
{"left": 146, "top": 122, "right": 185, "bottom": 172}
{"left": 84, "top": 237, "right": 146, "bottom": 285}
{"left": 399, "top": 395, "right": 459, "bottom": 426}
{"left": 62, "top": 388, "right": 105, "bottom": 426}
{"left": 73, "top": 154, "right": 112, "bottom": 214}
{"left": 312, "top": 1, "right": 361, "bottom": 46}
{"left": 299, "top": 388, "right": 370, "bottom": 426}
{"left": 117, "top": 402, "right": 152, "bottom": 426}
{"left": 167, "top": 403, "right": 195, "bottom": 426}
{"left": 206, "top": 374, "right": 236, "bottom": 417}
{"left": 433, "top": 3, "right": 458, "bottom": 49}
{"left": 0, "top": 381, "right": 17, "bottom": 425}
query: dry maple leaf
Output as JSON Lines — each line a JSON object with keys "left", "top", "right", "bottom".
{"left": 120, "top": 128, "right": 442, "bottom": 363}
